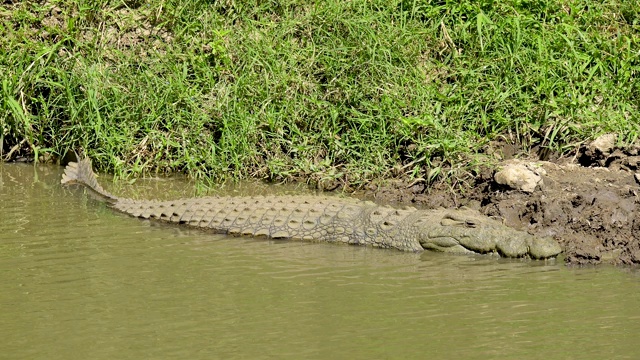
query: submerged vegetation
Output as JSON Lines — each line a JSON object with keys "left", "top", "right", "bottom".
{"left": 1, "top": 0, "right": 639, "bottom": 187}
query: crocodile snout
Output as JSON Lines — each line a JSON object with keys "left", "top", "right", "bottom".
{"left": 527, "top": 236, "right": 563, "bottom": 259}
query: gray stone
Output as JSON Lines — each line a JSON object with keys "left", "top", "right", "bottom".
{"left": 589, "top": 133, "right": 617, "bottom": 155}
{"left": 494, "top": 162, "right": 545, "bottom": 193}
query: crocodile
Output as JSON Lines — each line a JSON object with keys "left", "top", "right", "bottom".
{"left": 61, "top": 159, "right": 562, "bottom": 259}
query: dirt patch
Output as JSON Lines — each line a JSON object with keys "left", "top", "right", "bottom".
{"left": 1, "top": 1, "right": 173, "bottom": 57}
{"left": 368, "top": 136, "right": 640, "bottom": 266}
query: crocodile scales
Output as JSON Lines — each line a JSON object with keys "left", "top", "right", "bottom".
{"left": 61, "top": 159, "right": 562, "bottom": 259}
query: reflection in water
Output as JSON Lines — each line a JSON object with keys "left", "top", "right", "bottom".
{"left": 1, "top": 163, "right": 640, "bottom": 359}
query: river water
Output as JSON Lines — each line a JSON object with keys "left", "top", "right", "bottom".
{"left": 1, "top": 163, "right": 640, "bottom": 359}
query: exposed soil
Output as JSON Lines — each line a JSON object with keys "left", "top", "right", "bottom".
{"left": 368, "top": 136, "right": 640, "bottom": 266}
{"left": 1, "top": 1, "right": 173, "bottom": 58}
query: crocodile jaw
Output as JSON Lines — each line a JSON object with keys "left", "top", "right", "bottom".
{"left": 526, "top": 236, "right": 562, "bottom": 259}
{"left": 415, "top": 211, "right": 562, "bottom": 259}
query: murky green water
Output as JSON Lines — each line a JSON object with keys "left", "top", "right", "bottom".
{"left": 2, "top": 163, "right": 640, "bottom": 359}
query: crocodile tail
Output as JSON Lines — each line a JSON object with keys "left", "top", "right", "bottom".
{"left": 61, "top": 159, "right": 118, "bottom": 201}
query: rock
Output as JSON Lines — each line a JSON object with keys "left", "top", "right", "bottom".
{"left": 624, "top": 156, "right": 640, "bottom": 170}
{"left": 635, "top": 173, "right": 640, "bottom": 186}
{"left": 589, "top": 133, "right": 617, "bottom": 155}
{"left": 494, "top": 161, "right": 545, "bottom": 193}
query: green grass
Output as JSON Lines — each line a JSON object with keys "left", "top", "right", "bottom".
{"left": 1, "top": 0, "right": 639, "bottom": 188}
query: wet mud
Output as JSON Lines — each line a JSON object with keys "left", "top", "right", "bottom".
{"left": 369, "top": 138, "right": 640, "bottom": 266}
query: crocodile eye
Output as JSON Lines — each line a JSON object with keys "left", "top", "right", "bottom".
{"left": 465, "top": 220, "right": 477, "bottom": 228}
{"left": 440, "top": 218, "right": 466, "bottom": 227}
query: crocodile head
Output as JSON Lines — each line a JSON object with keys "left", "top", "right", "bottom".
{"left": 415, "top": 209, "right": 562, "bottom": 259}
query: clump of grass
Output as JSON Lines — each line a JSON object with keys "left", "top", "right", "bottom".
{"left": 1, "top": 0, "right": 639, "bottom": 188}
